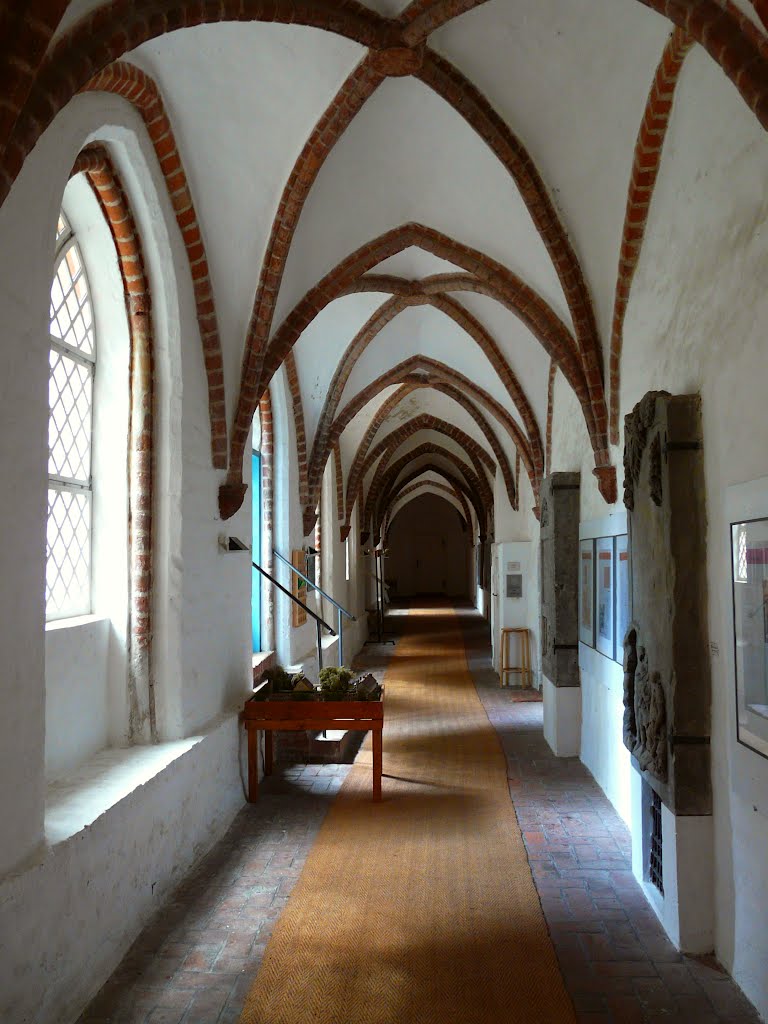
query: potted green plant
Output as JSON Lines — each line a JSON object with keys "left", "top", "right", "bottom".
{"left": 319, "top": 665, "right": 353, "bottom": 701}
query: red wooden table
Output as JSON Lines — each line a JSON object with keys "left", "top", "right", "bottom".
{"left": 243, "top": 690, "right": 384, "bottom": 802}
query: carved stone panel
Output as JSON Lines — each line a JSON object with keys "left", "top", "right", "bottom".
{"left": 540, "top": 472, "right": 580, "bottom": 687}
{"left": 622, "top": 392, "right": 711, "bottom": 816}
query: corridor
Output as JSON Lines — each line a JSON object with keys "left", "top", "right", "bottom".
{"left": 78, "top": 607, "right": 758, "bottom": 1024}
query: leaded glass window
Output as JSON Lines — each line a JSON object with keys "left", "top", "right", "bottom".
{"left": 46, "top": 213, "right": 96, "bottom": 619}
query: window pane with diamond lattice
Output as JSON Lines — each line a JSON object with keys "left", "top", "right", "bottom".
{"left": 48, "top": 348, "right": 93, "bottom": 483}
{"left": 46, "top": 487, "right": 91, "bottom": 618}
{"left": 46, "top": 219, "right": 96, "bottom": 621}
{"left": 49, "top": 240, "right": 95, "bottom": 358}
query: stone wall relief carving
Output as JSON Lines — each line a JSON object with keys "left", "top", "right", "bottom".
{"left": 623, "top": 625, "right": 668, "bottom": 781}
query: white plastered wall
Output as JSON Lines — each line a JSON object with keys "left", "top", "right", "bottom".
{"left": 0, "top": 92, "right": 251, "bottom": 1024}
{"left": 491, "top": 465, "right": 540, "bottom": 687}
{"left": 547, "top": 45, "right": 768, "bottom": 1017}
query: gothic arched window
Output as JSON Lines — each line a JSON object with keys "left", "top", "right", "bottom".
{"left": 46, "top": 211, "right": 96, "bottom": 619}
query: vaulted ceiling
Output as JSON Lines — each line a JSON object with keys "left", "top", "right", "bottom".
{"left": 3, "top": 0, "right": 767, "bottom": 540}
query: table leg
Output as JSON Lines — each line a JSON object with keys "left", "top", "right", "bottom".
{"left": 372, "top": 726, "right": 382, "bottom": 802}
{"left": 264, "top": 729, "right": 273, "bottom": 777}
{"left": 247, "top": 727, "right": 259, "bottom": 803}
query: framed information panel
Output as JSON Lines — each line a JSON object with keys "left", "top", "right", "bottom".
{"left": 579, "top": 539, "right": 595, "bottom": 647}
{"left": 731, "top": 517, "right": 768, "bottom": 759}
{"left": 595, "top": 537, "right": 614, "bottom": 659}
{"left": 614, "top": 534, "right": 630, "bottom": 661}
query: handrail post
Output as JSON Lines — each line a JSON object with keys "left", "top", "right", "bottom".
{"left": 251, "top": 560, "right": 336, "bottom": 636}
{"left": 338, "top": 606, "right": 343, "bottom": 666}
{"left": 316, "top": 618, "right": 323, "bottom": 672}
{"left": 273, "top": 548, "right": 356, "bottom": 623}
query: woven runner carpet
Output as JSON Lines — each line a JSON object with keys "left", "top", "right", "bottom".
{"left": 240, "top": 606, "right": 576, "bottom": 1024}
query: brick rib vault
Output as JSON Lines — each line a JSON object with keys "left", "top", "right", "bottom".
{"left": 7, "top": 0, "right": 768, "bottom": 550}
{"left": 4, "top": 2, "right": 768, "bottom": 528}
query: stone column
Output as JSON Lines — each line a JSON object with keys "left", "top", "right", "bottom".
{"left": 539, "top": 472, "right": 581, "bottom": 756}
{"left": 623, "top": 391, "right": 713, "bottom": 952}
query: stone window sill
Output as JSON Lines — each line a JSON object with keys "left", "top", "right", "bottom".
{"left": 45, "top": 733, "right": 208, "bottom": 846}
{"left": 45, "top": 612, "right": 107, "bottom": 632}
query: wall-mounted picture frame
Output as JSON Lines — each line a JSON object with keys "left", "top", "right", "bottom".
{"left": 579, "top": 538, "right": 595, "bottom": 647}
{"left": 596, "top": 537, "right": 614, "bottom": 659}
{"left": 614, "top": 534, "right": 630, "bottom": 662}
{"left": 731, "top": 517, "right": 768, "bottom": 760}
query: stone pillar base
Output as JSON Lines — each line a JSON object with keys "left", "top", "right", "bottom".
{"left": 542, "top": 676, "right": 581, "bottom": 757}
{"left": 630, "top": 764, "right": 714, "bottom": 953}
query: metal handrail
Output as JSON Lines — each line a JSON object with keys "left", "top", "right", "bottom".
{"left": 252, "top": 560, "right": 335, "bottom": 671}
{"left": 272, "top": 549, "right": 356, "bottom": 620}
{"left": 273, "top": 548, "right": 356, "bottom": 666}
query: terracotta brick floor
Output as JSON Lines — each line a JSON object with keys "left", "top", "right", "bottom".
{"left": 77, "top": 613, "right": 761, "bottom": 1024}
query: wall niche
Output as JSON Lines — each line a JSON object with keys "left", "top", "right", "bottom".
{"left": 540, "top": 472, "right": 580, "bottom": 687}
{"left": 622, "top": 392, "right": 711, "bottom": 815}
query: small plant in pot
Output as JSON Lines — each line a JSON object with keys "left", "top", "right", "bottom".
{"left": 319, "top": 666, "right": 353, "bottom": 701}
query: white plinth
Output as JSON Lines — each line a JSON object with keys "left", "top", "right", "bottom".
{"left": 630, "top": 764, "right": 714, "bottom": 953}
{"left": 542, "top": 675, "right": 582, "bottom": 757}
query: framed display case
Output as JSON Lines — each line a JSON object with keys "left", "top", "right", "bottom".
{"left": 615, "top": 534, "right": 630, "bottom": 661}
{"left": 595, "top": 537, "right": 614, "bottom": 659}
{"left": 579, "top": 538, "right": 595, "bottom": 647}
{"left": 731, "top": 517, "right": 768, "bottom": 759}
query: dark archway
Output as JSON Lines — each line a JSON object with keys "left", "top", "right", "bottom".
{"left": 387, "top": 492, "right": 470, "bottom": 600}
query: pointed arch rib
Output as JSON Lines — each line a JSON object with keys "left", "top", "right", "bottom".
{"left": 233, "top": 55, "right": 387, "bottom": 480}
{"left": 330, "top": 356, "right": 536, "bottom": 499}
{"left": 416, "top": 48, "right": 606, "bottom": 438}
{"left": 305, "top": 285, "right": 544, "bottom": 506}
{"left": 374, "top": 461, "right": 488, "bottom": 542}
{"left": 608, "top": 28, "right": 694, "bottom": 444}
{"left": 365, "top": 440, "right": 491, "bottom": 535}
{"left": 344, "top": 406, "right": 515, "bottom": 535}
{"left": 82, "top": 61, "right": 227, "bottom": 467}
{"left": 383, "top": 480, "right": 473, "bottom": 541}
{"left": 4, "top": 1, "right": 768, "bottom": 222}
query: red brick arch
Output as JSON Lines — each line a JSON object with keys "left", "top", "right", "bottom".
{"left": 364, "top": 441, "right": 491, "bottom": 537}
{"left": 608, "top": 28, "right": 694, "bottom": 444}
{"left": 81, "top": 62, "right": 228, "bottom": 468}
{"left": 329, "top": 355, "right": 536, "bottom": 489}
{"left": 3, "top": 1, "right": 768, "bottom": 215}
{"left": 234, "top": 54, "right": 387, "bottom": 467}
{"left": 251, "top": 225, "right": 580, "bottom": 523}
{"left": 545, "top": 359, "right": 557, "bottom": 475}
{"left": 310, "top": 355, "right": 535, "bottom": 536}
{"left": 399, "top": 0, "right": 492, "bottom": 44}
{"left": 358, "top": 415, "right": 497, "bottom": 509}
{"left": 283, "top": 351, "right": 310, "bottom": 505}
{"left": 314, "top": 358, "right": 536, "bottom": 540}
{"left": 0, "top": 1, "right": 68, "bottom": 149}
{"left": 382, "top": 480, "right": 473, "bottom": 541}
{"left": 2, "top": 0, "right": 766, "bottom": 523}
{"left": 305, "top": 284, "right": 544, "bottom": 509}
{"left": 343, "top": 411, "right": 515, "bottom": 536}
{"left": 373, "top": 461, "right": 490, "bottom": 543}
{"left": 332, "top": 441, "right": 345, "bottom": 524}
{"left": 252, "top": 225, "right": 588, "bottom": 456}
{"left": 69, "top": 144, "right": 156, "bottom": 741}
{"left": 415, "top": 51, "right": 605, "bottom": 423}
{"left": 377, "top": 465, "right": 488, "bottom": 543}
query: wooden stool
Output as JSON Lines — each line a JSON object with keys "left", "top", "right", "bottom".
{"left": 500, "top": 627, "right": 532, "bottom": 688}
